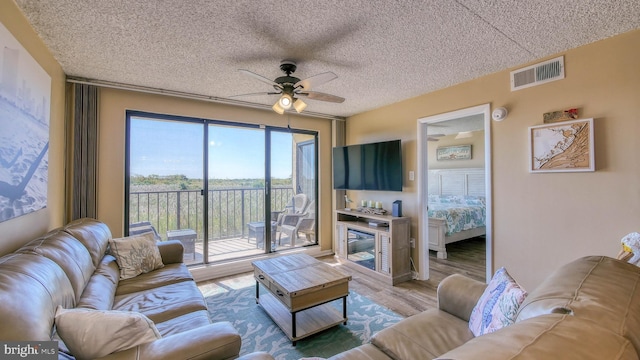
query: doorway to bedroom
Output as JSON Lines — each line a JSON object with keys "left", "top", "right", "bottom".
{"left": 417, "top": 104, "right": 492, "bottom": 282}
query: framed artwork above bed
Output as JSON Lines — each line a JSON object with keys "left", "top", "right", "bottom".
{"left": 436, "top": 145, "right": 471, "bottom": 161}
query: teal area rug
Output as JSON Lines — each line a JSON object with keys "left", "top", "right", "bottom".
{"left": 205, "top": 285, "right": 403, "bottom": 360}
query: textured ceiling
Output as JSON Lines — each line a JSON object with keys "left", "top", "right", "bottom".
{"left": 14, "top": 0, "right": 640, "bottom": 118}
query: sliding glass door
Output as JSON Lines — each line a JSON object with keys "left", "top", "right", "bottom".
{"left": 270, "top": 131, "right": 317, "bottom": 250}
{"left": 126, "top": 111, "right": 318, "bottom": 265}
{"left": 126, "top": 115, "right": 204, "bottom": 265}
{"left": 206, "top": 124, "right": 265, "bottom": 261}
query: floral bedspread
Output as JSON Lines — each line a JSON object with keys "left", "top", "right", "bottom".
{"left": 428, "top": 195, "right": 486, "bottom": 236}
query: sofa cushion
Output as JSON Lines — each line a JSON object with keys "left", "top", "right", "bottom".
{"left": 469, "top": 267, "right": 527, "bottom": 336}
{"left": 62, "top": 218, "right": 111, "bottom": 268}
{"left": 370, "top": 308, "right": 474, "bottom": 359}
{"left": 77, "top": 255, "right": 120, "bottom": 310}
{"left": 0, "top": 253, "right": 75, "bottom": 340}
{"left": 55, "top": 306, "right": 161, "bottom": 360}
{"left": 122, "top": 321, "right": 241, "bottom": 360}
{"left": 238, "top": 353, "right": 278, "bottom": 360}
{"left": 116, "top": 262, "right": 194, "bottom": 296}
{"left": 516, "top": 256, "right": 640, "bottom": 353}
{"left": 113, "top": 280, "right": 208, "bottom": 323}
{"left": 327, "top": 343, "right": 392, "bottom": 360}
{"left": 436, "top": 314, "right": 639, "bottom": 360}
{"left": 154, "top": 309, "right": 212, "bottom": 337}
{"left": 109, "top": 232, "right": 165, "bottom": 280}
{"left": 19, "top": 231, "right": 95, "bottom": 302}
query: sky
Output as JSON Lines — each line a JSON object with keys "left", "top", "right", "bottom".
{"left": 129, "top": 117, "right": 294, "bottom": 179}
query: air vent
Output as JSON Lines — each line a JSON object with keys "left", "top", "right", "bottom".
{"left": 511, "top": 56, "right": 564, "bottom": 91}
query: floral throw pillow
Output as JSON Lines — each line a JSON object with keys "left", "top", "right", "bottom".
{"left": 108, "top": 232, "right": 164, "bottom": 280}
{"left": 468, "top": 267, "right": 527, "bottom": 337}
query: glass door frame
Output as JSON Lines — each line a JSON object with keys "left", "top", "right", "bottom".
{"left": 265, "top": 128, "right": 319, "bottom": 251}
{"left": 125, "top": 110, "right": 319, "bottom": 264}
{"left": 124, "top": 111, "right": 208, "bottom": 252}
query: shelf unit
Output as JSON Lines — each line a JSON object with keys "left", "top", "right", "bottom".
{"left": 334, "top": 209, "right": 411, "bottom": 285}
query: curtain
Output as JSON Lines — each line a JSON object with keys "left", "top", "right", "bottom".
{"left": 69, "top": 83, "right": 98, "bottom": 220}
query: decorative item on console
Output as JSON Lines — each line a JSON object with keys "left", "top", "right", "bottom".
{"left": 344, "top": 195, "right": 354, "bottom": 210}
{"left": 357, "top": 207, "right": 387, "bottom": 215}
{"left": 357, "top": 199, "right": 386, "bottom": 215}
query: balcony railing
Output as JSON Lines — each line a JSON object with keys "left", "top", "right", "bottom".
{"left": 129, "top": 186, "right": 295, "bottom": 241}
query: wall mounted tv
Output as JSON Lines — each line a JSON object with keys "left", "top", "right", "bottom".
{"left": 333, "top": 140, "right": 403, "bottom": 191}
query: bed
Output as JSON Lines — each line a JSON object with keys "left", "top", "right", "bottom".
{"left": 427, "top": 168, "right": 486, "bottom": 259}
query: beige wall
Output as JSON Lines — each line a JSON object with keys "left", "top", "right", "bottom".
{"left": 347, "top": 29, "right": 640, "bottom": 290}
{"left": 0, "top": 2, "right": 66, "bottom": 256}
{"left": 98, "top": 88, "right": 334, "bottom": 252}
{"left": 428, "top": 131, "right": 485, "bottom": 169}
{"left": 3, "top": 0, "right": 638, "bottom": 290}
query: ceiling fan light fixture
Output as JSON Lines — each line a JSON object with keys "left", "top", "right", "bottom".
{"left": 278, "top": 93, "right": 293, "bottom": 109}
{"left": 237, "top": 61, "right": 344, "bottom": 114}
{"left": 293, "top": 98, "right": 307, "bottom": 113}
{"left": 272, "top": 101, "right": 285, "bottom": 114}
{"left": 455, "top": 131, "right": 473, "bottom": 139}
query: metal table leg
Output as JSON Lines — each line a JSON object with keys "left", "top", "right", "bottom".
{"left": 292, "top": 311, "right": 297, "bottom": 346}
{"left": 343, "top": 296, "right": 348, "bottom": 324}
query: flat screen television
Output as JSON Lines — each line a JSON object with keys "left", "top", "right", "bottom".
{"left": 333, "top": 140, "right": 402, "bottom": 191}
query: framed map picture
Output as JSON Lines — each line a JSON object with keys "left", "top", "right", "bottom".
{"left": 529, "top": 118, "right": 594, "bottom": 173}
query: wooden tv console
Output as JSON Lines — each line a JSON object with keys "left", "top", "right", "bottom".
{"left": 334, "top": 209, "right": 411, "bottom": 285}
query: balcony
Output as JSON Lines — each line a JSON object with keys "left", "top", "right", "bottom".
{"left": 129, "top": 186, "right": 315, "bottom": 264}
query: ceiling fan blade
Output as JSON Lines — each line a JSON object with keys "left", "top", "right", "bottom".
{"left": 297, "top": 91, "right": 345, "bottom": 103}
{"left": 238, "top": 69, "right": 279, "bottom": 87}
{"left": 229, "top": 91, "right": 280, "bottom": 98}
{"left": 295, "top": 72, "right": 338, "bottom": 90}
{"left": 427, "top": 137, "right": 440, "bottom": 142}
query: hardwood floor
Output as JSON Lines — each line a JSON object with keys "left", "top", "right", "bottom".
{"left": 197, "top": 237, "right": 485, "bottom": 318}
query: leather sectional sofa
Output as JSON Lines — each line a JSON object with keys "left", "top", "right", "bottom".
{"left": 0, "top": 218, "right": 243, "bottom": 360}
{"left": 329, "top": 255, "right": 640, "bottom": 360}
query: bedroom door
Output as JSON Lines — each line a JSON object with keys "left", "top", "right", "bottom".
{"left": 417, "top": 104, "right": 492, "bottom": 282}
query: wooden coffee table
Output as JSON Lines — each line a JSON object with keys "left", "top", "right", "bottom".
{"left": 252, "top": 253, "right": 352, "bottom": 345}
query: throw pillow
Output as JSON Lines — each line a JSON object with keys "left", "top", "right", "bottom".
{"left": 468, "top": 267, "right": 527, "bottom": 337}
{"left": 108, "top": 232, "right": 164, "bottom": 280}
{"left": 54, "top": 306, "right": 161, "bottom": 360}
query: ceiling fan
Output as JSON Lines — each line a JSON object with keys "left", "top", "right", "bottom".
{"left": 232, "top": 60, "right": 345, "bottom": 114}
{"left": 427, "top": 134, "right": 445, "bottom": 142}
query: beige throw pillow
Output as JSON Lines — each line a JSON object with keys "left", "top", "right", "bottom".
{"left": 55, "top": 306, "right": 161, "bottom": 360}
{"left": 108, "top": 232, "right": 164, "bottom": 280}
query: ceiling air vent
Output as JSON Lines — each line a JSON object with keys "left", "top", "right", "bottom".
{"left": 510, "top": 56, "right": 564, "bottom": 91}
